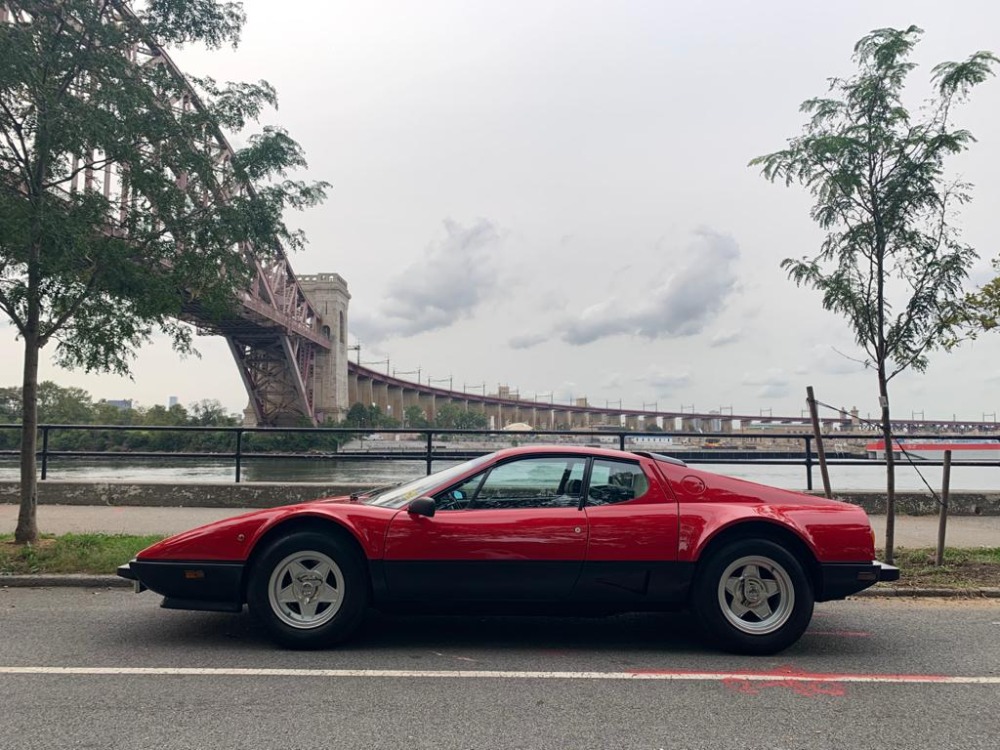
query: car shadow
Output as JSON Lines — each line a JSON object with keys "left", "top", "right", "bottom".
{"left": 352, "top": 609, "right": 704, "bottom": 653}
{"left": 103, "top": 604, "right": 867, "bottom": 661}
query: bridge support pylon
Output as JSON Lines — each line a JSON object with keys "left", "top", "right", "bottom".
{"left": 297, "top": 274, "right": 351, "bottom": 424}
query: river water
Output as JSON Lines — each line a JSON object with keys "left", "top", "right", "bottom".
{"left": 0, "top": 456, "right": 996, "bottom": 492}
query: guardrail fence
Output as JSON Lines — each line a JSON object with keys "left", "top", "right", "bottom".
{"left": 0, "top": 424, "right": 997, "bottom": 486}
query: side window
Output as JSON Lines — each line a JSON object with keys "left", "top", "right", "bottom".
{"left": 587, "top": 459, "right": 649, "bottom": 506}
{"left": 469, "top": 457, "right": 586, "bottom": 510}
{"left": 433, "top": 471, "right": 485, "bottom": 511}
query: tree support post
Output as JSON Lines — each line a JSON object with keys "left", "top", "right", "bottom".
{"left": 806, "top": 386, "right": 833, "bottom": 498}
{"left": 936, "top": 450, "right": 952, "bottom": 566}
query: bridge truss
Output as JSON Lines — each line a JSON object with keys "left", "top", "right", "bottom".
{"left": 0, "top": 2, "right": 332, "bottom": 426}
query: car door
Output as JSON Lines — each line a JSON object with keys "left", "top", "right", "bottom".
{"left": 575, "top": 456, "right": 684, "bottom": 603}
{"left": 383, "top": 455, "right": 589, "bottom": 601}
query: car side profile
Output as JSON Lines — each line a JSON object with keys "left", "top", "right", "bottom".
{"left": 118, "top": 445, "right": 898, "bottom": 654}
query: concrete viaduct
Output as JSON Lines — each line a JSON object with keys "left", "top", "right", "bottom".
{"left": 265, "top": 274, "right": 998, "bottom": 433}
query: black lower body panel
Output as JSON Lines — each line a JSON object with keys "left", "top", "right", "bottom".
{"left": 818, "top": 561, "right": 900, "bottom": 600}
{"left": 118, "top": 559, "right": 245, "bottom": 612}
{"left": 573, "top": 561, "right": 695, "bottom": 604}
{"left": 378, "top": 559, "right": 693, "bottom": 610}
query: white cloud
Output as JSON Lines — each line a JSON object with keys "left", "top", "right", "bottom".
{"left": 643, "top": 369, "right": 693, "bottom": 395}
{"left": 602, "top": 372, "right": 624, "bottom": 390}
{"left": 351, "top": 218, "right": 504, "bottom": 342}
{"left": 555, "top": 227, "right": 741, "bottom": 345}
{"left": 794, "top": 345, "right": 868, "bottom": 376}
{"left": 553, "top": 381, "right": 579, "bottom": 403}
{"left": 710, "top": 329, "right": 743, "bottom": 348}
{"left": 508, "top": 332, "right": 547, "bottom": 350}
{"left": 742, "top": 369, "right": 792, "bottom": 400}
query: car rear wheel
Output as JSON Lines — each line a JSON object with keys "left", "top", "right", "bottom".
{"left": 692, "top": 539, "right": 813, "bottom": 655}
{"left": 248, "top": 531, "right": 368, "bottom": 649}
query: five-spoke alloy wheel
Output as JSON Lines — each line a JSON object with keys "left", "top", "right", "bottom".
{"left": 692, "top": 539, "right": 813, "bottom": 655}
{"left": 267, "top": 550, "right": 346, "bottom": 630}
{"left": 249, "top": 531, "right": 368, "bottom": 649}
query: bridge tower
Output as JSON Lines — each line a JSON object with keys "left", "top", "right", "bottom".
{"left": 297, "top": 273, "right": 351, "bottom": 423}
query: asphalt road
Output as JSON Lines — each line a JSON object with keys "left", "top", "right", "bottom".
{"left": 0, "top": 589, "right": 998, "bottom": 750}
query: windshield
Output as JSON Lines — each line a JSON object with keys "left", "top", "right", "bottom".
{"left": 360, "top": 453, "right": 496, "bottom": 509}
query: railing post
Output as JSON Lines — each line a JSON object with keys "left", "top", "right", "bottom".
{"left": 234, "top": 429, "right": 243, "bottom": 484}
{"left": 426, "top": 431, "right": 433, "bottom": 475}
{"left": 619, "top": 433, "right": 625, "bottom": 451}
{"left": 40, "top": 426, "right": 49, "bottom": 480}
{"left": 804, "top": 435, "right": 813, "bottom": 491}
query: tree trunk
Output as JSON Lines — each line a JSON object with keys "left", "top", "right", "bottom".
{"left": 878, "top": 365, "right": 895, "bottom": 564}
{"left": 14, "top": 327, "right": 41, "bottom": 544}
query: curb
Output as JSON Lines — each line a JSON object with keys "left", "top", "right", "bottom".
{"left": 853, "top": 586, "right": 1000, "bottom": 598}
{"left": 1, "top": 575, "right": 999, "bottom": 599}
{"left": 1, "top": 574, "right": 132, "bottom": 588}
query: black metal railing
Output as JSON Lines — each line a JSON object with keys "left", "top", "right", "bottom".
{"left": 0, "top": 423, "right": 997, "bottom": 486}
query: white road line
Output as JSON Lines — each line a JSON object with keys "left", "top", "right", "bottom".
{"left": 0, "top": 666, "right": 998, "bottom": 684}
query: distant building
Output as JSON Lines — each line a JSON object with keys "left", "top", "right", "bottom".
{"left": 744, "top": 420, "right": 813, "bottom": 434}
{"left": 631, "top": 435, "right": 675, "bottom": 446}
{"left": 168, "top": 396, "right": 178, "bottom": 408}
{"left": 103, "top": 399, "right": 133, "bottom": 411}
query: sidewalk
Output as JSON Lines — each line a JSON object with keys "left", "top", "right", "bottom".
{"left": 1, "top": 504, "right": 998, "bottom": 548}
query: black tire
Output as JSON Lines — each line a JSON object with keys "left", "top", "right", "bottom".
{"left": 247, "top": 531, "right": 369, "bottom": 649}
{"left": 691, "top": 538, "right": 814, "bottom": 655}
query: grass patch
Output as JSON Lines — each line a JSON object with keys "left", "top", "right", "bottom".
{"left": 0, "top": 533, "right": 163, "bottom": 575}
{"left": 879, "top": 547, "right": 1000, "bottom": 589}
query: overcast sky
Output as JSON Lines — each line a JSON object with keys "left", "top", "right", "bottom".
{"left": 2, "top": 0, "right": 999, "bottom": 421}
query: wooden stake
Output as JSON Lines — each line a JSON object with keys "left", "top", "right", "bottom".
{"left": 806, "top": 386, "right": 833, "bottom": 498}
{"left": 936, "top": 450, "right": 951, "bottom": 566}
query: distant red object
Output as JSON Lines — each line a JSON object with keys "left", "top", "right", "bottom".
{"left": 119, "top": 445, "right": 897, "bottom": 654}
{"left": 866, "top": 440, "right": 1000, "bottom": 461}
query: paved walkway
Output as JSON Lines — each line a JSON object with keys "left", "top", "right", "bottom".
{"left": 1, "top": 504, "right": 998, "bottom": 548}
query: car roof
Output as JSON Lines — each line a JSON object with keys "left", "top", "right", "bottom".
{"left": 491, "top": 444, "right": 686, "bottom": 466}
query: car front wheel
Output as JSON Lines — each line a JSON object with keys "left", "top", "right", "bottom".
{"left": 692, "top": 539, "right": 814, "bottom": 655}
{"left": 248, "top": 531, "right": 369, "bottom": 649}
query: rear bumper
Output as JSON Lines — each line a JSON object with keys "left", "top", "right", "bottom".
{"left": 818, "top": 560, "right": 900, "bottom": 601}
{"left": 117, "top": 559, "right": 245, "bottom": 613}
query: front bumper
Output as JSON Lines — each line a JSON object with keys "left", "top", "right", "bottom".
{"left": 117, "top": 559, "right": 245, "bottom": 613}
{"left": 817, "top": 560, "right": 900, "bottom": 601}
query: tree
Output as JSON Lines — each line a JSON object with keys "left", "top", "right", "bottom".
{"left": 454, "top": 408, "right": 488, "bottom": 430}
{"left": 37, "top": 381, "right": 94, "bottom": 423}
{"left": 190, "top": 398, "right": 236, "bottom": 426}
{"left": 0, "top": 386, "right": 22, "bottom": 422}
{"left": 433, "top": 403, "right": 462, "bottom": 430}
{"left": 751, "top": 26, "right": 996, "bottom": 562}
{"left": 142, "top": 402, "right": 190, "bottom": 426}
{"left": 403, "top": 404, "right": 429, "bottom": 429}
{"left": 343, "top": 402, "right": 385, "bottom": 429}
{"left": 0, "top": 1, "right": 327, "bottom": 542}
{"left": 956, "top": 259, "right": 1000, "bottom": 333}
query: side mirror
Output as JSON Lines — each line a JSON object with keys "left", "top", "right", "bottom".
{"left": 407, "top": 496, "right": 436, "bottom": 518}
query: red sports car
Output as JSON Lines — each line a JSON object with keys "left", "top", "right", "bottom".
{"left": 118, "top": 446, "right": 897, "bottom": 654}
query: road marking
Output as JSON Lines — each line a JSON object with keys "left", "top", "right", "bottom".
{"left": 0, "top": 666, "right": 998, "bottom": 685}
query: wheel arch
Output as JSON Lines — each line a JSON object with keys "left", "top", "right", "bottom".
{"left": 240, "top": 516, "right": 372, "bottom": 602}
{"left": 692, "top": 520, "right": 821, "bottom": 598}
